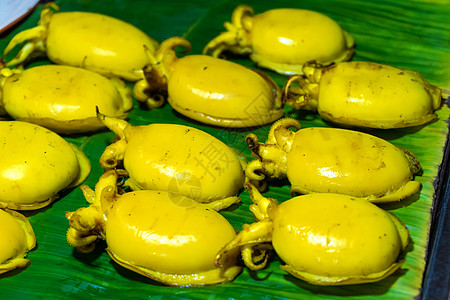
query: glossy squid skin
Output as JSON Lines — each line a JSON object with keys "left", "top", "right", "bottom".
{"left": 0, "top": 65, "right": 132, "bottom": 134}
{"left": 271, "top": 193, "right": 408, "bottom": 284}
{"left": 0, "top": 121, "right": 91, "bottom": 210}
{"left": 203, "top": 5, "right": 355, "bottom": 75}
{"left": 245, "top": 118, "right": 421, "bottom": 203}
{"left": 215, "top": 184, "right": 409, "bottom": 286}
{"left": 167, "top": 54, "right": 283, "bottom": 127}
{"left": 66, "top": 170, "right": 242, "bottom": 287}
{"left": 3, "top": 3, "right": 158, "bottom": 81}
{"left": 98, "top": 113, "right": 245, "bottom": 211}
{"left": 106, "top": 191, "right": 241, "bottom": 286}
{"left": 283, "top": 61, "right": 442, "bottom": 129}
{"left": 0, "top": 208, "right": 36, "bottom": 274}
{"left": 133, "top": 37, "right": 284, "bottom": 127}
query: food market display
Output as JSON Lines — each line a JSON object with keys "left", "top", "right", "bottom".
{"left": 0, "top": 0, "right": 448, "bottom": 299}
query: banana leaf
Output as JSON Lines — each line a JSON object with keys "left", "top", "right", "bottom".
{"left": 0, "top": 0, "right": 449, "bottom": 299}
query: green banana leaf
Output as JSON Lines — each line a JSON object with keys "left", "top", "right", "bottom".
{"left": 1, "top": 0, "right": 449, "bottom": 299}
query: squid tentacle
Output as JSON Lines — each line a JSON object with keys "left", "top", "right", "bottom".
{"left": 133, "top": 37, "right": 191, "bottom": 108}
{"left": 215, "top": 219, "right": 274, "bottom": 270}
{"left": 241, "top": 243, "right": 273, "bottom": 270}
{"left": 245, "top": 120, "right": 298, "bottom": 184}
{"left": 3, "top": 3, "right": 57, "bottom": 66}
{"left": 66, "top": 171, "right": 121, "bottom": 253}
{"left": 203, "top": 5, "right": 253, "bottom": 57}
{"left": 282, "top": 63, "right": 323, "bottom": 110}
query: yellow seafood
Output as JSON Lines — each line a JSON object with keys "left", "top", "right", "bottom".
{"left": 245, "top": 118, "right": 421, "bottom": 203}
{"left": 133, "top": 37, "right": 283, "bottom": 127}
{"left": 203, "top": 5, "right": 354, "bottom": 75}
{"left": 98, "top": 113, "right": 245, "bottom": 211}
{"left": 216, "top": 183, "right": 409, "bottom": 285}
{"left": 66, "top": 170, "right": 242, "bottom": 286}
{"left": 3, "top": 3, "right": 158, "bottom": 81}
{"left": 0, "top": 208, "right": 36, "bottom": 274}
{"left": 0, "top": 65, "right": 132, "bottom": 134}
{"left": 0, "top": 121, "right": 91, "bottom": 210}
{"left": 283, "top": 61, "right": 442, "bottom": 128}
